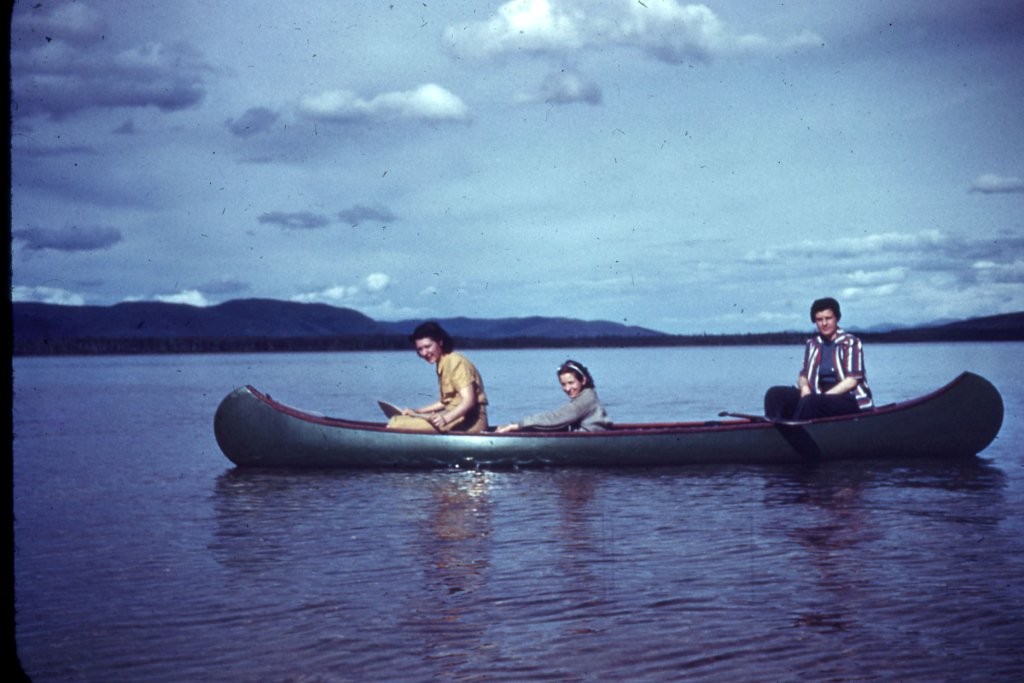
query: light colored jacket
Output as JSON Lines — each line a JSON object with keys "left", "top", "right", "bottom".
{"left": 520, "top": 387, "right": 612, "bottom": 432}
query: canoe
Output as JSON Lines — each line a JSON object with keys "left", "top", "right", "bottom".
{"left": 213, "top": 372, "right": 1003, "bottom": 469}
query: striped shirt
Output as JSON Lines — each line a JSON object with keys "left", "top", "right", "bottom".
{"left": 801, "top": 328, "right": 873, "bottom": 410}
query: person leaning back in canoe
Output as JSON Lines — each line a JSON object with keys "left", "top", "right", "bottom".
{"left": 763, "top": 297, "right": 873, "bottom": 421}
{"left": 387, "top": 321, "right": 489, "bottom": 433}
{"left": 496, "top": 359, "right": 611, "bottom": 433}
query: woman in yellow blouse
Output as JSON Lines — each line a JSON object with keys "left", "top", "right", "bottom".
{"left": 387, "top": 321, "right": 488, "bottom": 432}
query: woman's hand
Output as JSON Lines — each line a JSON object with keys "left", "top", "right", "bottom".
{"left": 825, "top": 377, "right": 859, "bottom": 395}
{"left": 495, "top": 423, "right": 520, "bottom": 433}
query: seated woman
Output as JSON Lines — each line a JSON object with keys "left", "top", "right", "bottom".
{"left": 496, "top": 360, "right": 611, "bottom": 433}
{"left": 763, "top": 297, "right": 873, "bottom": 421}
{"left": 387, "top": 321, "right": 488, "bottom": 433}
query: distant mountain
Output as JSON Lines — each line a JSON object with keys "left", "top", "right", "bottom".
{"left": 859, "top": 311, "right": 1024, "bottom": 342}
{"left": 11, "top": 300, "right": 1023, "bottom": 355}
{"left": 12, "top": 299, "right": 386, "bottom": 341}
{"left": 860, "top": 315, "right": 1003, "bottom": 334}
{"left": 378, "top": 315, "right": 665, "bottom": 340}
{"left": 12, "top": 299, "right": 666, "bottom": 345}
{"left": 931, "top": 311, "right": 1024, "bottom": 333}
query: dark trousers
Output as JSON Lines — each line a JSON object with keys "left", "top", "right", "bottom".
{"left": 764, "top": 386, "right": 860, "bottom": 421}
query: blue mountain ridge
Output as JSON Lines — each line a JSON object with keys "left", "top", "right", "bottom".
{"left": 12, "top": 298, "right": 666, "bottom": 341}
{"left": 12, "top": 299, "right": 1024, "bottom": 344}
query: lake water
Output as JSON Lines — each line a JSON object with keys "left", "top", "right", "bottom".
{"left": 12, "top": 344, "right": 1024, "bottom": 681}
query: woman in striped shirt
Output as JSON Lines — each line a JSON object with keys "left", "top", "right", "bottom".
{"left": 764, "top": 297, "right": 873, "bottom": 421}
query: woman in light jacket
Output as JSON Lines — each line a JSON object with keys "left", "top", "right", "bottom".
{"left": 497, "top": 359, "right": 611, "bottom": 433}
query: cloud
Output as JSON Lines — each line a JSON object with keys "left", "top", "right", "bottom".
{"left": 298, "top": 83, "right": 468, "bottom": 123}
{"left": 744, "top": 230, "right": 951, "bottom": 263}
{"left": 365, "top": 273, "right": 391, "bottom": 292}
{"left": 291, "top": 273, "right": 393, "bottom": 305}
{"left": 11, "top": 2, "right": 207, "bottom": 120}
{"left": 226, "top": 107, "right": 280, "bottom": 138}
{"left": 11, "top": 13, "right": 207, "bottom": 120}
{"left": 970, "top": 174, "right": 1024, "bottom": 194}
{"left": 845, "top": 267, "right": 908, "bottom": 286}
{"left": 445, "top": 0, "right": 584, "bottom": 59}
{"left": 521, "top": 70, "right": 602, "bottom": 105}
{"left": 13, "top": 225, "right": 123, "bottom": 252}
{"left": 840, "top": 283, "right": 901, "bottom": 299}
{"left": 11, "top": 285, "right": 87, "bottom": 306}
{"left": 446, "top": 0, "right": 822, "bottom": 63}
{"left": 290, "top": 285, "right": 360, "bottom": 305}
{"left": 155, "top": 290, "right": 210, "bottom": 306}
{"left": 741, "top": 230, "right": 1024, "bottom": 300}
{"left": 973, "top": 259, "right": 1024, "bottom": 284}
{"left": 338, "top": 204, "right": 398, "bottom": 225}
{"left": 258, "top": 211, "right": 331, "bottom": 230}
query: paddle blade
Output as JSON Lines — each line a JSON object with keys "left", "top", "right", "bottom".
{"left": 377, "top": 400, "right": 403, "bottom": 418}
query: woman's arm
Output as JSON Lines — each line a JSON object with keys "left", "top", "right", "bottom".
{"left": 429, "top": 383, "right": 477, "bottom": 430}
{"left": 825, "top": 377, "right": 859, "bottom": 395}
{"left": 517, "top": 395, "right": 592, "bottom": 431}
{"left": 405, "top": 399, "right": 444, "bottom": 416}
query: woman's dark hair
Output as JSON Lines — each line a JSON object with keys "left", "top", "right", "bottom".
{"left": 810, "top": 297, "right": 841, "bottom": 322}
{"left": 409, "top": 321, "right": 454, "bottom": 352}
{"left": 558, "top": 359, "right": 595, "bottom": 388}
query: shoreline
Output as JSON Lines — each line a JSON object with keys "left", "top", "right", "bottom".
{"left": 13, "top": 329, "right": 1024, "bottom": 357}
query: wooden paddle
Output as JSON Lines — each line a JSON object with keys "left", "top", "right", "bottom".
{"left": 718, "top": 411, "right": 808, "bottom": 427}
{"left": 718, "top": 412, "right": 820, "bottom": 458}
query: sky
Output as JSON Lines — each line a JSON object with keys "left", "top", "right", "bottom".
{"left": 9, "top": 0, "right": 1024, "bottom": 334}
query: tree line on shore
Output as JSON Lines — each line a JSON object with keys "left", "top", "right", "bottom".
{"left": 13, "top": 326, "right": 1022, "bottom": 356}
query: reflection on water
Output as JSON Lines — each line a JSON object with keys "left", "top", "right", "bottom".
{"left": 763, "top": 457, "right": 1009, "bottom": 654}
{"left": 203, "top": 457, "right": 1019, "bottom": 680}
{"left": 407, "top": 472, "right": 494, "bottom": 675}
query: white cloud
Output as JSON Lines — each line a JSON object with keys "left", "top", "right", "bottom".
{"left": 11, "top": 285, "right": 86, "bottom": 306}
{"left": 973, "top": 259, "right": 1024, "bottom": 283}
{"left": 746, "top": 230, "right": 950, "bottom": 262}
{"left": 155, "top": 290, "right": 210, "bottom": 306}
{"left": 970, "top": 173, "right": 1024, "bottom": 194}
{"left": 839, "top": 283, "right": 900, "bottom": 299}
{"left": 845, "top": 267, "right": 908, "bottom": 285}
{"left": 291, "top": 286, "right": 360, "bottom": 304}
{"left": 446, "top": 0, "right": 822, "bottom": 63}
{"left": 619, "top": 1, "right": 762, "bottom": 62}
{"left": 365, "top": 273, "right": 391, "bottom": 292}
{"left": 298, "top": 84, "right": 468, "bottom": 123}
{"left": 290, "top": 274, "right": 392, "bottom": 304}
{"left": 446, "top": 0, "right": 584, "bottom": 58}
